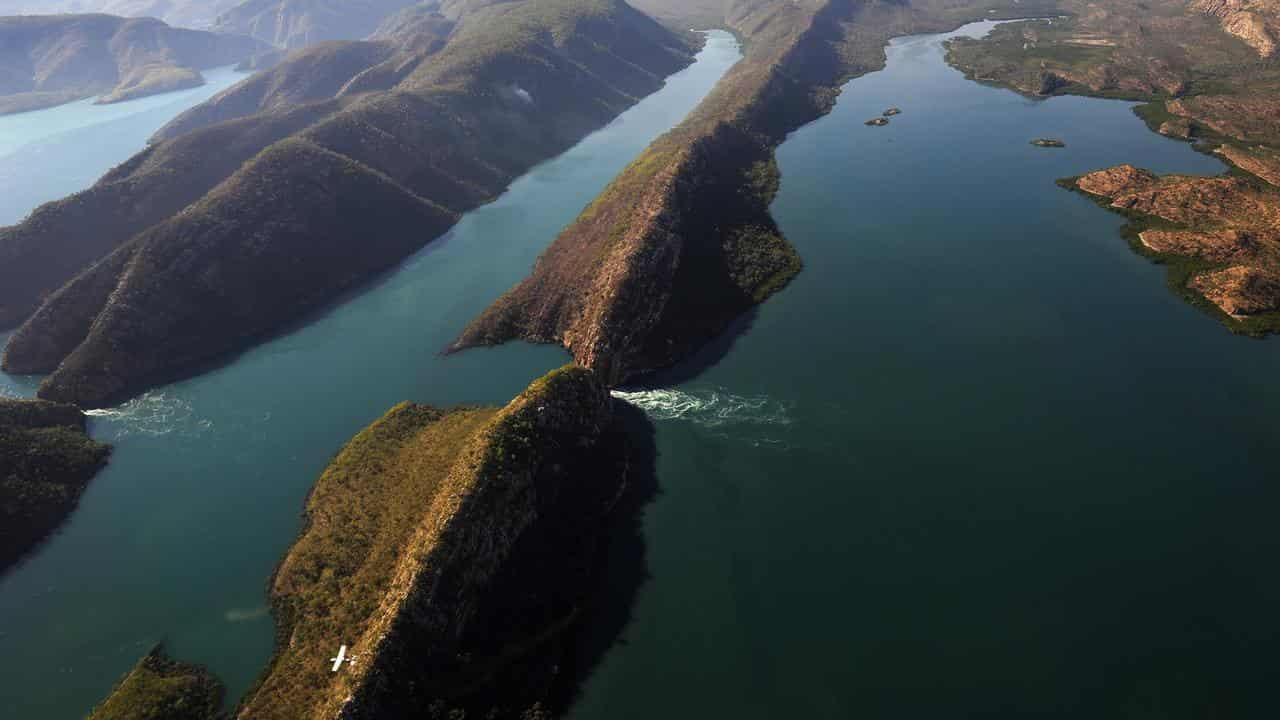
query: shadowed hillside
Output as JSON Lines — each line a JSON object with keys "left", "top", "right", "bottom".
{"left": 0, "top": 14, "right": 264, "bottom": 114}
{"left": 0, "top": 398, "right": 111, "bottom": 575}
{"left": 0, "top": 0, "right": 695, "bottom": 408}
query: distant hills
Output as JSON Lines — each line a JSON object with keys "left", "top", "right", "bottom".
{"left": 213, "top": 0, "right": 424, "bottom": 48}
{"left": 0, "top": 0, "right": 243, "bottom": 30}
{"left": 0, "top": 14, "right": 264, "bottom": 113}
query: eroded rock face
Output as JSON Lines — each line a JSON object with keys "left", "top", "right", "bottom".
{"left": 1192, "top": 0, "right": 1280, "bottom": 57}
{"left": 1167, "top": 96, "right": 1280, "bottom": 145}
{"left": 1217, "top": 144, "right": 1280, "bottom": 185}
{"left": 1189, "top": 265, "right": 1280, "bottom": 314}
{"left": 1075, "top": 164, "right": 1159, "bottom": 196}
{"left": 1073, "top": 165, "right": 1280, "bottom": 320}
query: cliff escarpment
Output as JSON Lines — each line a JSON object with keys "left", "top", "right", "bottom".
{"left": 451, "top": 0, "right": 1049, "bottom": 383}
{"left": 0, "top": 14, "right": 264, "bottom": 115}
{"left": 238, "top": 365, "right": 638, "bottom": 720}
{"left": 0, "top": 398, "right": 111, "bottom": 575}
{"left": 0, "top": 0, "right": 696, "bottom": 408}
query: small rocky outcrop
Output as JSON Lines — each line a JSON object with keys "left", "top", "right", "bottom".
{"left": 1158, "top": 117, "right": 1194, "bottom": 139}
{"left": 1031, "top": 138, "right": 1066, "bottom": 147}
{"left": 0, "top": 398, "right": 111, "bottom": 574}
{"left": 865, "top": 116, "right": 889, "bottom": 125}
{"left": 0, "top": 14, "right": 264, "bottom": 115}
{"left": 883, "top": 106, "right": 901, "bottom": 116}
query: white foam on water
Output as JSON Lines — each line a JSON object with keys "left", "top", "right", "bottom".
{"left": 85, "top": 391, "right": 204, "bottom": 440}
{"left": 611, "top": 387, "right": 792, "bottom": 428}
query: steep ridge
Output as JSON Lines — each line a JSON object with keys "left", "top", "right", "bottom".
{"left": 0, "top": 0, "right": 696, "bottom": 407}
{"left": 0, "top": 14, "right": 264, "bottom": 114}
{"left": 215, "top": 365, "right": 634, "bottom": 720}
{"left": 0, "top": 398, "right": 111, "bottom": 575}
{"left": 451, "top": 0, "right": 1051, "bottom": 383}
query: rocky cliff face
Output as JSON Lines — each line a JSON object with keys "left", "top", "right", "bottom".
{"left": 1192, "top": 0, "right": 1280, "bottom": 57}
{"left": 238, "top": 365, "right": 634, "bottom": 720}
{"left": 0, "top": 0, "right": 695, "bottom": 408}
{"left": 0, "top": 398, "right": 111, "bottom": 575}
{"left": 1073, "top": 165, "right": 1280, "bottom": 322}
{"left": 0, "top": 14, "right": 264, "bottom": 114}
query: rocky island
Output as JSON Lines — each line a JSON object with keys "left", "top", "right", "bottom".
{"left": 0, "top": 398, "right": 111, "bottom": 575}
{"left": 866, "top": 116, "right": 890, "bottom": 125}
{"left": 946, "top": 0, "right": 1280, "bottom": 334}
{"left": 1031, "top": 138, "right": 1065, "bottom": 147}
{"left": 0, "top": 0, "right": 696, "bottom": 408}
{"left": 0, "top": 14, "right": 264, "bottom": 115}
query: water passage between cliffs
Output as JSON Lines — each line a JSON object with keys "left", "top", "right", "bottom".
{"left": 0, "top": 33, "right": 741, "bottom": 718}
{"left": 570, "top": 21, "right": 1280, "bottom": 719}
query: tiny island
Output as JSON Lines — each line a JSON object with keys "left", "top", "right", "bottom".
{"left": 883, "top": 107, "right": 902, "bottom": 116}
{"left": 1031, "top": 138, "right": 1066, "bottom": 148}
{"left": 866, "top": 116, "right": 889, "bottom": 126}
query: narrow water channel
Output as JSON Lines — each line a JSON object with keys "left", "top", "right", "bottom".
{"left": 0, "top": 33, "right": 741, "bottom": 718}
{"left": 571, "top": 21, "right": 1280, "bottom": 719}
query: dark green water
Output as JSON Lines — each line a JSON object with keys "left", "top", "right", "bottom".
{"left": 575, "top": 21, "right": 1280, "bottom": 719}
{"left": 0, "top": 34, "right": 740, "bottom": 718}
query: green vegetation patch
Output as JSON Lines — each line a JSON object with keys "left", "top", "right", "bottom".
{"left": 88, "top": 645, "right": 223, "bottom": 720}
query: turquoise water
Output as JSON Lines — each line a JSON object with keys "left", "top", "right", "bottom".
{"left": 571, "top": 22, "right": 1280, "bottom": 719}
{"left": 0, "top": 33, "right": 741, "bottom": 718}
{"left": 0, "top": 66, "right": 248, "bottom": 226}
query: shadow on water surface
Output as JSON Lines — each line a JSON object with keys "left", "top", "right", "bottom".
{"left": 628, "top": 307, "right": 760, "bottom": 389}
{"left": 550, "top": 402, "right": 660, "bottom": 715}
